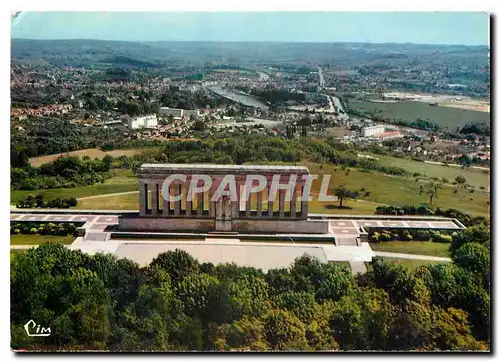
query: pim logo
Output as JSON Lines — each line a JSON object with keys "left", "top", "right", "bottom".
{"left": 24, "top": 320, "right": 51, "bottom": 337}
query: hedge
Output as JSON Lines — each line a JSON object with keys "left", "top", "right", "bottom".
{"left": 375, "top": 203, "right": 489, "bottom": 227}
{"left": 369, "top": 229, "right": 456, "bottom": 243}
{"left": 10, "top": 222, "right": 80, "bottom": 237}
{"left": 16, "top": 194, "right": 78, "bottom": 209}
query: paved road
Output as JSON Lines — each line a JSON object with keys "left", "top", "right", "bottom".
{"left": 374, "top": 251, "right": 451, "bottom": 262}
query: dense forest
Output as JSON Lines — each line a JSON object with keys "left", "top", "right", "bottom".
{"left": 11, "top": 221, "right": 489, "bottom": 351}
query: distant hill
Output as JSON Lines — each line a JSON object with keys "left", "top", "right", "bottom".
{"left": 11, "top": 38, "right": 490, "bottom": 69}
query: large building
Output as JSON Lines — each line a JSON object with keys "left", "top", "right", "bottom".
{"left": 159, "top": 107, "right": 183, "bottom": 118}
{"left": 361, "top": 124, "right": 385, "bottom": 137}
{"left": 118, "top": 164, "right": 323, "bottom": 234}
{"left": 128, "top": 115, "right": 158, "bottom": 129}
{"left": 159, "top": 107, "right": 200, "bottom": 119}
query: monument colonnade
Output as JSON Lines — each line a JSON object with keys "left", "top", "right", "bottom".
{"left": 137, "top": 164, "right": 310, "bottom": 220}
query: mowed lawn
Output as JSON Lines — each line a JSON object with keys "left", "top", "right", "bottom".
{"left": 10, "top": 234, "right": 75, "bottom": 245}
{"left": 369, "top": 241, "right": 451, "bottom": 258}
{"left": 364, "top": 154, "right": 490, "bottom": 189}
{"left": 11, "top": 169, "right": 138, "bottom": 204}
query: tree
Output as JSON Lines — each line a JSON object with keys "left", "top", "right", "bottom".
{"left": 453, "top": 243, "right": 490, "bottom": 281}
{"left": 176, "top": 272, "right": 220, "bottom": 321}
{"left": 450, "top": 224, "right": 490, "bottom": 257}
{"left": 211, "top": 317, "right": 269, "bottom": 351}
{"left": 149, "top": 250, "right": 200, "bottom": 285}
{"left": 419, "top": 182, "right": 442, "bottom": 206}
{"left": 455, "top": 175, "right": 467, "bottom": 187}
{"left": 334, "top": 186, "right": 359, "bottom": 208}
{"left": 263, "top": 309, "right": 309, "bottom": 351}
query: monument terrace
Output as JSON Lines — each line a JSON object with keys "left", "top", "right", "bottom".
{"left": 118, "top": 163, "right": 332, "bottom": 234}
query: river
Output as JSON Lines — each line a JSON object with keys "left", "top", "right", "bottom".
{"left": 206, "top": 85, "right": 269, "bottom": 110}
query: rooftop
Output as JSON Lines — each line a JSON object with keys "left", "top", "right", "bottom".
{"left": 139, "top": 163, "right": 310, "bottom": 175}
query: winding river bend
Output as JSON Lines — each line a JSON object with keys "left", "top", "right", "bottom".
{"left": 206, "top": 85, "right": 269, "bottom": 110}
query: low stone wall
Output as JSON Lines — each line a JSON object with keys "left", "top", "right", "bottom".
{"left": 119, "top": 216, "right": 330, "bottom": 234}
{"left": 119, "top": 217, "right": 215, "bottom": 232}
{"left": 232, "top": 219, "right": 330, "bottom": 234}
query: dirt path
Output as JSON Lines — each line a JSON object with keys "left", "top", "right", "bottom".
{"left": 77, "top": 191, "right": 139, "bottom": 200}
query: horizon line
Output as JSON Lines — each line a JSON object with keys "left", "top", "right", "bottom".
{"left": 11, "top": 37, "right": 490, "bottom": 47}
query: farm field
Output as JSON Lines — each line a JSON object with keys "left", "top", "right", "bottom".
{"left": 346, "top": 97, "right": 490, "bottom": 129}
{"left": 28, "top": 148, "right": 154, "bottom": 167}
{"left": 11, "top": 169, "right": 138, "bottom": 204}
{"left": 369, "top": 241, "right": 451, "bottom": 258}
{"left": 363, "top": 153, "right": 490, "bottom": 189}
{"left": 10, "top": 234, "right": 75, "bottom": 245}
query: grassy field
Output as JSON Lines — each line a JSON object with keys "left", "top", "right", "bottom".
{"left": 11, "top": 169, "right": 138, "bottom": 204}
{"left": 366, "top": 154, "right": 490, "bottom": 189}
{"left": 369, "top": 241, "right": 450, "bottom": 258}
{"left": 28, "top": 148, "right": 152, "bottom": 167}
{"left": 366, "top": 258, "right": 448, "bottom": 272}
{"left": 76, "top": 192, "right": 139, "bottom": 210}
{"left": 346, "top": 98, "right": 490, "bottom": 129}
{"left": 307, "top": 163, "right": 489, "bottom": 217}
{"left": 10, "top": 234, "right": 75, "bottom": 245}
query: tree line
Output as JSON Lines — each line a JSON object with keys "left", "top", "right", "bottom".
{"left": 11, "top": 225, "right": 489, "bottom": 351}
{"left": 11, "top": 155, "right": 112, "bottom": 191}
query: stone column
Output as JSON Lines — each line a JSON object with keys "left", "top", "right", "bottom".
{"left": 174, "top": 183, "right": 181, "bottom": 216}
{"left": 186, "top": 181, "right": 193, "bottom": 217}
{"left": 139, "top": 179, "right": 147, "bottom": 215}
{"left": 257, "top": 191, "right": 263, "bottom": 217}
{"left": 300, "top": 185, "right": 308, "bottom": 218}
{"left": 150, "top": 181, "right": 159, "bottom": 216}
{"left": 279, "top": 189, "right": 286, "bottom": 218}
{"left": 245, "top": 184, "right": 251, "bottom": 217}
{"left": 197, "top": 190, "right": 204, "bottom": 216}
{"left": 231, "top": 181, "right": 240, "bottom": 219}
{"left": 162, "top": 182, "right": 170, "bottom": 216}
{"left": 209, "top": 178, "right": 217, "bottom": 218}
{"left": 268, "top": 185, "right": 274, "bottom": 218}
{"left": 290, "top": 185, "right": 297, "bottom": 218}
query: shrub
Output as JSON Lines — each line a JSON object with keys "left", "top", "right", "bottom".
{"left": 379, "top": 233, "right": 392, "bottom": 242}
{"left": 413, "top": 230, "right": 431, "bottom": 241}
{"left": 432, "top": 233, "right": 453, "bottom": 243}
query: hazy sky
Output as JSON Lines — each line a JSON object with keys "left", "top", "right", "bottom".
{"left": 11, "top": 12, "right": 490, "bottom": 46}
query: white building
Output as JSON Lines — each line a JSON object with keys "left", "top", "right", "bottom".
{"left": 128, "top": 115, "right": 158, "bottom": 130}
{"left": 159, "top": 107, "right": 183, "bottom": 118}
{"left": 361, "top": 125, "right": 385, "bottom": 137}
{"left": 159, "top": 107, "right": 201, "bottom": 119}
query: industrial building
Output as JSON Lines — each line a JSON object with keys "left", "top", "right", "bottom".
{"left": 361, "top": 124, "right": 385, "bottom": 137}
{"left": 128, "top": 115, "right": 158, "bottom": 130}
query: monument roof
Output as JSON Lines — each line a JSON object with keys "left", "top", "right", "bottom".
{"left": 138, "top": 163, "right": 310, "bottom": 175}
